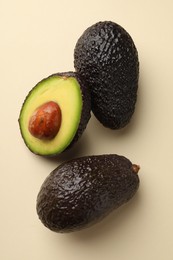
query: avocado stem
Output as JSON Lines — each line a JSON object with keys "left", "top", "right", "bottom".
{"left": 132, "top": 164, "right": 140, "bottom": 174}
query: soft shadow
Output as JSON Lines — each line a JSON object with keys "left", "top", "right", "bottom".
{"left": 44, "top": 131, "right": 92, "bottom": 165}
{"left": 66, "top": 190, "right": 141, "bottom": 242}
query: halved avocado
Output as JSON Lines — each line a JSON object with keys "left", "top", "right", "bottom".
{"left": 18, "top": 72, "right": 91, "bottom": 156}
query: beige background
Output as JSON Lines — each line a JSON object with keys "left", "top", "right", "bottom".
{"left": 1, "top": 0, "right": 173, "bottom": 259}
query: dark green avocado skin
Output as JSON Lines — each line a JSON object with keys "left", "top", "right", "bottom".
{"left": 18, "top": 71, "right": 91, "bottom": 156}
{"left": 74, "top": 21, "right": 139, "bottom": 129}
{"left": 36, "top": 154, "right": 140, "bottom": 233}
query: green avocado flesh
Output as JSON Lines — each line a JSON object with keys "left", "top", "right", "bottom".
{"left": 36, "top": 154, "right": 140, "bottom": 232}
{"left": 19, "top": 74, "right": 83, "bottom": 156}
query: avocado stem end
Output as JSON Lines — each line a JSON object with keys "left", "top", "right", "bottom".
{"left": 132, "top": 164, "right": 140, "bottom": 174}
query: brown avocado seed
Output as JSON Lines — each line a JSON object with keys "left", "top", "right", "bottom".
{"left": 28, "top": 101, "right": 61, "bottom": 140}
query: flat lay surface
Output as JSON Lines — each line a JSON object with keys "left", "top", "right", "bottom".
{"left": 1, "top": 1, "right": 173, "bottom": 259}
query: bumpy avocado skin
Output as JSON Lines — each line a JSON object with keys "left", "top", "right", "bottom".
{"left": 74, "top": 21, "right": 139, "bottom": 129}
{"left": 18, "top": 72, "right": 91, "bottom": 156}
{"left": 36, "top": 154, "right": 139, "bottom": 233}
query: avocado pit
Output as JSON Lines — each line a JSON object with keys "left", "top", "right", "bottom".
{"left": 28, "top": 101, "right": 61, "bottom": 140}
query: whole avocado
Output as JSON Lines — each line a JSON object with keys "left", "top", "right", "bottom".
{"left": 36, "top": 154, "right": 140, "bottom": 233}
{"left": 74, "top": 21, "right": 139, "bottom": 129}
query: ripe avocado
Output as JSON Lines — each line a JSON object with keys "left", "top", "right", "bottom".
{"left": 74, "top": 21, "right": 139, "bottom": 129}
{"left": 18, "top": 72, "right": 91, "bottom": 156}
{"left": 36, "top": 154, "right": 140, "bottom": 232}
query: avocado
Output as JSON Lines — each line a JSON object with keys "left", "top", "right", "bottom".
{"left": 36, "top": 154, "right": 140, "bottom": 233}
{"left": 18, "top": 72, "right": 91, "bottom": 156}
{"left": 74, "top": 21, "right": 139, "bottom": 129}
